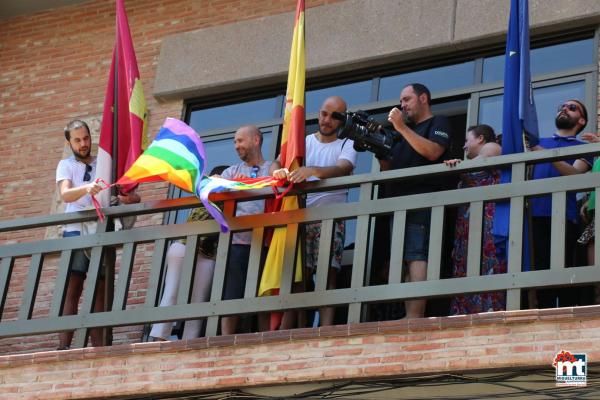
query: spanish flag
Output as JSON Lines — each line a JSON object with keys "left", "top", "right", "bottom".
{"left": 96, "top": 0, "right": 148, "bottom": 207}
{"left": 258, "top": 0, "right": 306, "bottom": 326}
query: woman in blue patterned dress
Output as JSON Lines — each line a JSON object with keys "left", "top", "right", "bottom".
{"left": 445, "top": 125, "right": 505, "bottom": 315}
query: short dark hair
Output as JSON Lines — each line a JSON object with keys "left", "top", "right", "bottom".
{"left": 568, "top": 99, "right": 588, "bottom": 133}
{"left": 64, "top": 119, "right": 90, "bottom": 141}
{"left": 209, "top": 165, "right": 229, "bottom": 176}
{"left": 467, "top": 124, "right": 496, "bottom": 143}
{"left": 408, "top": 83, "right": 431, "bottom": 105}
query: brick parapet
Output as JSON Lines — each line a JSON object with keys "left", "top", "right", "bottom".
{"left": 2, "top": 306, "right": 600, "bottom": 399}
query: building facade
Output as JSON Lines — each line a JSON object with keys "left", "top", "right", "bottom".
{"left": 1, "top": 1, "right": 600, "bottom": 397}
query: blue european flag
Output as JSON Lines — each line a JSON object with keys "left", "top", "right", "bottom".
{"left": 493, "top": 0, "right": 539, "bottom": 272}
{"left": 502, "top": 0, "right": 539, "bottom": 153}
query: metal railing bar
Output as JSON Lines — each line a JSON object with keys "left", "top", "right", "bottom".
{"left": 314, "top": 219, "right": 334, "bottom": 292}
{"left": 347, "top": 214, "right": 370, "bottom": 324}
{"left": 112, "top": 242, "right": 136, "bottom": 311}
{"left": 550, "top": 191, "right": 567, "bottom": 270}
{"left": 244, "top": 227, "right": 264, "bottom": 299}
{"left": 206, "top": 228, "right": 232, "bottom": 337}
{"left": 177, "top": 235, "right": 199, "bottom": 305}
{"left": 278, "top": 223, "right": 299, "bottom": 296}
{"left": 5, "top": 172, "right": 600, "bottom": 260}
{"left": 0, "top": 257, "right": 14, "bottom": 320}
{"left": 388, "top": 210, "right": 406, "bottom": 284}
{"left": 49, "top": 250, "right": 72, "bottom": 317}
{"left": 144, "top": 239, "right": 168, "bottom": 308}
{"left": 72, "top": 245, "right": 104, "bottom": 349}
{"left": 466, "top": 201, "right": 484, "bottom": 278}
{"left": 2, "top": 264, "right": 599, "bottom": 338}
{"left": 427, "top": 206, "right": 445, "bottom": 281}
{"left": 2, "top": 143, "right": 600, "bottom": 233}
{"left": 18, "top": 253, "right": 44, "bottom": 321}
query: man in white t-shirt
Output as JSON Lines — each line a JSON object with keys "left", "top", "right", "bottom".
{"left": 273, "top": 96, "right": 357, "bottom": 326}
{"left": 56, "top": 119, "right": 139, "bottom": 349}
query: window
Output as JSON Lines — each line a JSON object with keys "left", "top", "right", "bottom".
{"left": 482, "top": 38, "right": 594, "bottom": 83}
{"left": 188, "top": 97, "right": 281, "bottom": 134}
{"left": 378, "top": 61, "right": 476, "bottom": 101}
{"left": 174, "top": 36, "right": 597, "bottom": 243}
{"left": 479, "top": 81, "right": 587, "bottom": 136}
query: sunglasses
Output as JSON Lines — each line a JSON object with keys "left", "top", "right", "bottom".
{"left": 557, "top": 103, "right": 582, "bottom": 114}
{"left": 83, "top": 164, "right": 92, "bottom": 182}
{"left": 250, "top": 165, "right": 259, "bottom": 178}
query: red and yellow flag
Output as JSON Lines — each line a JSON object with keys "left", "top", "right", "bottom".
{"left": 96, "top": 0, "right": 148, "bottom": 207}
{"left": 258, "top": 0, "right": 306, "bottom": 310}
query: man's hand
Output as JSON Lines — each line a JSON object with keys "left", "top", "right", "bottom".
{"left": 272, "top": 168, "right": 289, "bottom": 180}
{"left": 580, "top": 200, "right": 591, "bottom": 224}
{"left": 118, "top": 192, "right": 141, "bottom": 204}
{"left": 387, "top": 107, "right": 406, "bottom": 133}
{"left": 85, "top": 182, "right": 103, "bottom": 197}
{"left": 444, "top": 159, "right": 462, "bottom": 167}
{"left": 287, "top": 167, "right": 314, "bottom": 183}
{"left": 581, "top": 132, "right": 600, "bottom": 143}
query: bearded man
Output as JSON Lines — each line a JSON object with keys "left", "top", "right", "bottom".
{"left": 56, "top": 119, "right": 139, "bottom": 349}
{"left": 529, "top": 100, "right": 593, "bottom": 308}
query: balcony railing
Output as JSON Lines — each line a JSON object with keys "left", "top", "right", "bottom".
{"left": 1, "top": 144, "right": 600, "bottom": 349}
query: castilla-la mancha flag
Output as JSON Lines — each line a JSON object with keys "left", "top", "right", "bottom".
{"left": 258, "top": 0, "right": 305, "bottom": 328}
{"left": 96, "top": 0, "right": 148, "bottom": 207}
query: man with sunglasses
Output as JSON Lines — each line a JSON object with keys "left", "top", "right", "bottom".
{"left": 56, "top": 119, "right": 139, "bottom": 349}
{"left": 529, "top": 100, "right": 594, "bottom": 308}
{"left": 272, "top": 96, "right": 358, "bottom": 327}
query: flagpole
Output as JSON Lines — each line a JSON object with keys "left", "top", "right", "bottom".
{"left": 112, "top": 41, "right": 119, "bottom": 199}
{"left": 103, "top": 8, "right": 120, "bottom": 347}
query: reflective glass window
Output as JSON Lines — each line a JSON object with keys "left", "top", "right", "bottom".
{"left": 482, "top": 38, "right": 594, "bottom": 83}
{"left": 478, "top": 81, "right": 586, "bottom": 138}
{"left": 378, "top": 62, "right": 475, "bottom": 101}
{"left": 189, "top": 97, "right": 280, "bottom": 133}
{"left": 305, "top": 80, "right": 372, "bottom": 114}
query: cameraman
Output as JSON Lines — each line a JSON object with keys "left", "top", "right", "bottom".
{"left": 380, "top": 83, "right": 452, "bottom": 319}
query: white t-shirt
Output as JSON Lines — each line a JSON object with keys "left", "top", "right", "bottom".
{"left": 56, "top": 156, "right": 97, "bottom": 232}
{"left": 305, "top": 134, "right": 357, "bottom": 208}
{"left": 221, "top": 161, "right": 272, "bottom": 245}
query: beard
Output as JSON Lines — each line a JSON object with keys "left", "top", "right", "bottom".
{"left": 319, "top": 128, "right": 337, "bottom": 137}
{"left": 71, "top": 146, "right": 90, "bottom": 160}
{"left": 555, "top": 113, "right": 578, "bottom": 130}
{"left": 318, "top": 122, "right": 338, "bottom": 137}
{"left": 237, "top": 149, "right": 250, "bottom": 162}
{"left": 403, "top": 111, "right": 415, "bottom": 127}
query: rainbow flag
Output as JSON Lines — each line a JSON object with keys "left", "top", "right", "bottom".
{"left": 259, "top": 0, "right": 306, "bottom": 329}
{"left": 117, "top": 118, "right": 280, "bottom": 232}
{"left": 198, "top": 175, "right": 283, "bottom": 231}
{"left": 117, "top": 118, "right": 206, "bottom": 192}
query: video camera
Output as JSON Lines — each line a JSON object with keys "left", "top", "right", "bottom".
{"left": 332, "top": 110, "right": 400, "bottom": 159}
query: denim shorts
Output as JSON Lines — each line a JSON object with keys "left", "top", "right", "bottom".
{"left": 63, "top": 231, "right": 104, "bottom": 279}
{"left": 402, "top": 210, "right": 431, "bottom": 262}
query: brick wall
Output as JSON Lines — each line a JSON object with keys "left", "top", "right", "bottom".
{"left": 1, "top": 307, "right": 599, "bottom": 399}
{"left": 0, "top": 0, "right": 342, "bottom": 355}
